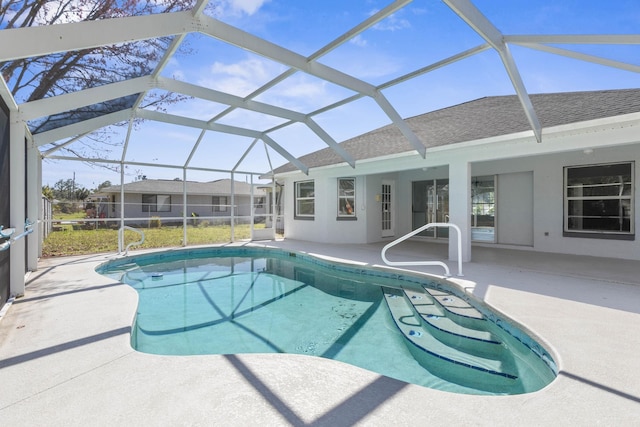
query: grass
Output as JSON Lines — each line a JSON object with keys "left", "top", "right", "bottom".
{"left": 43, "top": 224, "right": 258, "bottom": 257}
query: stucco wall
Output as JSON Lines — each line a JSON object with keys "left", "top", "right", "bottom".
{"left": 280, "top": 142, "right": 639, "bottom": 260}
{"left": 108, "top": 193, "right": 259, "bottom": 223}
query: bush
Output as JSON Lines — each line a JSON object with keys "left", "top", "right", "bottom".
{"left": 149, "top": 216, "right": 162, "bottom": 228}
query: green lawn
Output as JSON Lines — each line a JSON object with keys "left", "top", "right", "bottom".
{"left": 43, "top": 224, "right": 256, "bottom": 257}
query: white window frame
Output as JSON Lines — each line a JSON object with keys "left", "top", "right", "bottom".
{"left": 564, "top": 161, "right": 634, "bottom": 239}
{"left": 294, "top": 180, "right": 315, "bottom": 219}
{"left": 337, "top": 177, "right": 356, "bottom": 219}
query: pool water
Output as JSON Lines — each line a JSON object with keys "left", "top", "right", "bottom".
{"left": 97, "top": 246, "right": 557, "bottom": 395}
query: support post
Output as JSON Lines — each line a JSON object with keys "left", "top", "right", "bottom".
{"left": 182, "top": 168, "right": 187, "bottom": 246}
{"left": 26, "top": 139, "right": 39, "bottom": 271}
{"left": 9, "top": 112, "right": 26, "bottom": 296}
{"left": 448, "top": 159, "right": 472, "bottom": 262}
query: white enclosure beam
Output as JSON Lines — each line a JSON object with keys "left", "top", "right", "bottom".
{"left": 443, "top": 0, "right": 542, "bottom": 142}
{"left": 233, "top": 138, "right": 260, "bottom": 172}
{"left": 41, "top": 132, "right": 90, "bottom": 157}
{"left": 135, "top": 109, "right": 308, "bottom": 173}
{"left": 157, "top": 77, "right": 307, "bottom": 122}
{"left": 512, "top": 43, "right": 640, "bottom": 74}
{"left": 32, "top": 109, "right": 132, "bottom": 146}
{"left": 0, "top": 11, "right": 194, "bottom": 62}
{"left": 136, "top": 109, "right": 262, "bottom": 138}
{"left": 505, "top": 34, "right": 640, "bottom": 44}
{"left": 304, "top": 118, "right": 355, "bottom": 168}
{"left": 198, "top": 15, "right": 376, "bottom": 97}
{"left": 261, "top": 135, "right": 309, "bottom": 175}
{"left": 197, "top": 15, "right": 426, "bottom": 155}
{"left": 20, "top": 77, "right": 153, "bottom": 121}
{"left": 374, "top": 92, "right": 427, "bottom": 157}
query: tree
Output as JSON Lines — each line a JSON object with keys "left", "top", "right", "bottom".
{"left": 53, "top": 178, "right": 75, "bottom": 200}
{"left": 75, "top": 188, "right": 90, "bottom": 201}
{"left": 42, "top": 185, "right": 55, "bottom": 200}
{"left": 94, "top": 180, "right": 112, "bottom": 192}
{"left": 1, "top": 1, "right": 208, "bottom": 162}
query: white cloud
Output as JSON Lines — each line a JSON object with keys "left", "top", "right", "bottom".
{"left": 220, "top": 0, "right": 269, "bottom": 17}
{"left": 349, "top": 34, "right": 368, "bottom": 47}
{"left": 373, "top": 12, "right": 411, "bottom": 32}
{"left": 199, "top": 57, "right": 285, "bottom": 97}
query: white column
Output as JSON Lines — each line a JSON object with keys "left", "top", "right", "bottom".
{"left": 448, "top": 159, "right": 472, "bottom": 262}
{"left": 9, "top": 112, "right": 26, "bottom": 296}
{"left": 182, "top": 168, "right": 187, "bottom": 246}
{"left": 230, "top": 172, "right": 235, "bottom": 242}
{"left": 26, "top": 139, "right": 40, "bottom": 271}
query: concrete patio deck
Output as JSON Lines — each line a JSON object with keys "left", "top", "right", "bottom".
{"left": 1, "top": 240, "right": 639, "bottom": 426}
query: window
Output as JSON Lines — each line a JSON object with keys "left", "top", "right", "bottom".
{"left": 142, "top": 194, "right": 171, "bottom": 212}
{"left": 337, "top": 178, "right": 356, "bottom": 219}
{"left": 564, "top": 162, "right": 634, "bottom": 239}
{"left": 295, "top": 180, "right": 314, "bottom": 219}
{"left": 213, "top": 196, "right": 228, "bottom": 212}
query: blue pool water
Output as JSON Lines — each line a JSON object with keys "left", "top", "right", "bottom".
{"left": 97, "top": 246, "right": 557, "bottom": 395}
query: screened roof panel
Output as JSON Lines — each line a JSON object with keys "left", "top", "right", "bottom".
{"left": 186, "top": 132, "right": 258, "bottom": 171}
{"left": 215, "top": 108, "right": 289, "bottom": 132}
{"left": 316, "top": 1, "right": 487, "bottom": 86}
{"left": 27, "top": 94, "right": 139, "bottom": 134}
{"left": 124, "top": 120, "right": 204, "bottom": 166}
{"left": 253, "top": 72, "right": 359, "bottom": 114}
{"left": 310, "top": 97, "right": 392, "bottom": 145}
{"left": 0, "top": 0, "right": 638, "bottom": 183}
{"left": 474, "top": 0, "right": 640, "bottom": 35}
{"left": 209, "top": 0, "right": 388, "bottom": 58}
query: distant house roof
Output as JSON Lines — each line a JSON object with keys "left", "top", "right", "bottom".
{"left": 98, "top": 179, "right": 265, "bottom": 196}
{"left": 274, "top": 89, "right": 640, "bottom": 174}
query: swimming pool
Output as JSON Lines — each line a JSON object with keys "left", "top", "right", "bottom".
{"left": 96, "top": 246, "right": 557, "bottom": 395}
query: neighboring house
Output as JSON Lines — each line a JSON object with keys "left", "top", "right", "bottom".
{"left": 273, "top": 89, "right": 640, "bottom": 262}
{"left": 96, "top": 179, "right": 267, "bottom": 224}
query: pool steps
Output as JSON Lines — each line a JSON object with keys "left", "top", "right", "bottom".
{"left": 404, "top": 289, "right": 503, "bottom": 358}
{"left": 423, "top": 287, "right": 487, "bottom": 330}
{"left": 382, "top": 286, "right": 518, "bottom": 392}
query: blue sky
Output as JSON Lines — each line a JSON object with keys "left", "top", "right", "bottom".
{"left": 39, "top": 0, "right": 640, "bottom": 190}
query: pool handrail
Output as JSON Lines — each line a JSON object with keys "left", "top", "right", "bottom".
{"left": 118, "top": 226, "right": 145, "bottom": 256}
{"left": 381, "top": 222, "right": 463, "bottom": 277}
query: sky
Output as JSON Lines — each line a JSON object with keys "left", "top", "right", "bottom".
{"left": 31, "top": 0, "right": 640, "bottom": 190}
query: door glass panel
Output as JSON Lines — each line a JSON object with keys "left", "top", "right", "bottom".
{"left": 381, "top": 184, "right": 391, "bottom": 232}
{"left": 412, "top": 179, "right": 449, "bottom": 238}
{"left": 412, "top": 181, "right": 432, "bottom": 237}
{"left": 436, "top": 180, "right": 449, "bottom": 238}
{"left": 471, "top": 175, "right": 495, "bottom": 242}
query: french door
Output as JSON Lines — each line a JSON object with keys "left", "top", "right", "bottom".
{"left": 381, "top": 180, "right": 394, "bottom": 237}
{"left": 412, "top": 179, "right": 449, "bottom": 238}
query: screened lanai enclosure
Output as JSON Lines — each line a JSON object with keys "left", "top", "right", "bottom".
{"left": 1, "top": 0, "right": 639, "bottom": 303}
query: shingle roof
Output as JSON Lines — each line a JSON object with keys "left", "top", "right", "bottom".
{"left": 274, "top": 89, "right": 640, "bottom": 174}
{"left": 98, "top": 179, "right": 264, "bottom": 196}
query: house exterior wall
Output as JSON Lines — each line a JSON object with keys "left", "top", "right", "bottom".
{"left": 279, "top": 119, "right": 640, "bottom": 261}
{"left": 107, "top": 193, "right": 260, "bottom": 224}
{"left": 284, "top": 173, "right": 369, "bottom": 244}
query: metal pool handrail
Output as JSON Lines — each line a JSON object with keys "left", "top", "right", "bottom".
{"left": 381, "top": 222, "right": 463, "bottom": 277}
{"left": 118, "top": 226, "right": 145, "bottom": 256}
